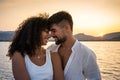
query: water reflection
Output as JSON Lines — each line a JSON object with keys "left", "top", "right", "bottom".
{"left": 0, "top": 41, "right": 120, "bottom": 80}
{"left": 81, "top": 41, "right": 120, "bottom": 80}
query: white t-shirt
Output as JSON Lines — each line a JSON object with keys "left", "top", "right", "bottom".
{"left": 25, "top": 49, "right": 53, "bottom": 80}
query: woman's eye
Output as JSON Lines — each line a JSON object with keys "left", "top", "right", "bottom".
{"left": 44, "top": 30, "right": 49, "bottom": 33}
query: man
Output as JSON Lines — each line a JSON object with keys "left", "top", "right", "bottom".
{"left": 48, "top": 11, "right": 101, "bottom": 80}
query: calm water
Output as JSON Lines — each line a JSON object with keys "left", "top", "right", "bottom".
{"left": 0, "top": 41, "right": 120, "bottom": 80}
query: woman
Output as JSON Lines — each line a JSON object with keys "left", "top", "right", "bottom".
{"left": 7, "top": 13, "right": 64, "bottom": 80}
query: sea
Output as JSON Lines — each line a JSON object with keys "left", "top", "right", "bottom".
{"left": 0, "top": 41, "right": 120, "bottom": 80}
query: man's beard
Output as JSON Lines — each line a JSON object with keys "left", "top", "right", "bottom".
{"left": 53, "top": 36, "right": 66, "bottom": 45}
{"left": 56, "top": 38, "right": 66, "bottom": 45}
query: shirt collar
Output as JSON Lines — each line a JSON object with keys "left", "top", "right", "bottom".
{"left": 71, "top": 39, "right": 80, "bottom": 51}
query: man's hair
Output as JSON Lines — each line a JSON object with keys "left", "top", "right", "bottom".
{"left": 48, "top": 11, "right": 73, "bottom": 31}
{"left": 7, "top": 13, "right": 49, "bottom": 58}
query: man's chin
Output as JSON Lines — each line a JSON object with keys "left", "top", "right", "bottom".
{"left": 55, "top": 40, "right": 63, "bottom": 45}
{"left": 55, "top": 42, "right": 59, "bottom": 45}
{"left": 55, "top": 41, "right": 59, "bottom": 45}
{"left": 54, "top": 38, "right": 66, "bottom": 45}
{"left": 54, "top": 40, "right": 59, "bottom": 45}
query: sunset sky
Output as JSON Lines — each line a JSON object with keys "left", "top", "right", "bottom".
{"left": 0, "top": 0, "right": 120, "bottom": 36}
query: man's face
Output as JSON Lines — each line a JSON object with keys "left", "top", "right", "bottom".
{"left": 50, "top": 24, "right": 66, "bottom": 45}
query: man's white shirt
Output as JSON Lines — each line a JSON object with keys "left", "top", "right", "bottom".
{"left": 48, "top": 39, "right": 101, "bottom": 80}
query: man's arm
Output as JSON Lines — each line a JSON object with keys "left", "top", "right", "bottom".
{"left": 83, "top": 51, "right": 101, "bottom": 80}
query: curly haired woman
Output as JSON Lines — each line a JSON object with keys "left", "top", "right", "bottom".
{"left": 7, "top": 13, "right": 64, "bottom": 80}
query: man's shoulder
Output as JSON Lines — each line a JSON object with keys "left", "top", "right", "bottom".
{"left": 47, "top": 43, "right": 59, "bottom": 52}
{"left": 77, "top": 41, "right": 95, "bottom": 55}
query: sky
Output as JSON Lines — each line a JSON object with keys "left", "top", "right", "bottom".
{"left": 0, "top": 0, "right": 120, "bottom": 36}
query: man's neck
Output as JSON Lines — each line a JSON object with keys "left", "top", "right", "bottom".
{"left": 61, "top": 36, "right": 76, "bottom": 48}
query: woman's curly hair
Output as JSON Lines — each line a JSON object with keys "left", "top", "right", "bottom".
{"left": 7, "top": 13, "right": 49, "bottom": 58}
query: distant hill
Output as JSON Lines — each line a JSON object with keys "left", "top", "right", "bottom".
{"left": 0, "top": 31, "right": 14, "bottom": 41}
{"left": 74, "top": 32, "right": 120, "bottom": 41}
{"left": 0, "top": 31, "right": 120, "bottom": 41}
{"left": 74, "top": 33, "right": 98, "bottom": 41}
{"left": 103, "top": 32, "right": 120, "bottom": 40}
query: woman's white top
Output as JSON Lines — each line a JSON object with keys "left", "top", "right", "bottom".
{"left": 25, "top": 50, "right": 53, "bottom": 80}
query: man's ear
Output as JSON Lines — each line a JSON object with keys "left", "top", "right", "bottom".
{"left": 64, "top": 24, "right": 71, "bottom": 31}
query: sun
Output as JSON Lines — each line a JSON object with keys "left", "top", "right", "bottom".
{"left": 97, "top": 33, "right": 104, "bottom": 37}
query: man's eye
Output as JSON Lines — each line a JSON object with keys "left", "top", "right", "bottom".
{"left": 52, "top": 30, "right": 56, "bottom": 33}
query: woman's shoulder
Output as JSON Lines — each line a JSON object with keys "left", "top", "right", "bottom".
{"left": 11, "top": 51, "right": 24, "bottom": 62}
{"left": 12, "top": 51, "right": 22, "bottom": 57}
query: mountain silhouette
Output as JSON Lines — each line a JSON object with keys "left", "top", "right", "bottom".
{"left": 0, "top": 31, "right": 120, "bottom": 41}
{"left": 0, "top": 31, "right": 14, "bottom": 41}
{"left": 74, "top": 32, "right": 120, "bottom": 41}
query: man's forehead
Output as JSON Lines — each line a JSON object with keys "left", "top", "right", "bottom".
{"left": 50, "top": 27, "right": 57, "bottom": 31}
{"left": 50, "top": 24, "right": 59, "bottom": 30}
{"left": 51, "top": 24, "right": 58, "bottom": 27}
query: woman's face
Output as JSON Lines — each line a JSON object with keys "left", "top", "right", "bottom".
{"left": 41, "top": 29, "right": 50, "bottom": 45}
